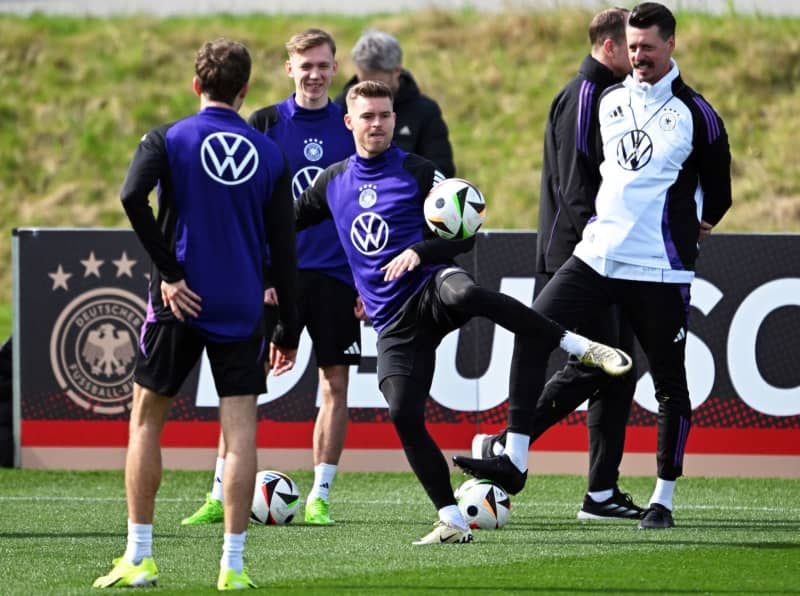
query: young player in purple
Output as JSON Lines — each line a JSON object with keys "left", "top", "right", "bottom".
{"left": 181, "top": 30, "right": 361, "bottom": 528}
{"left": 94, "top": 38, "right": 298, "bottom": 590}
{"left": 295, "top": 80, "right": 633, "bottom": 545}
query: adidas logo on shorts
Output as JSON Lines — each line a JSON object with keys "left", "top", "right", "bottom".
{"left": 343, "top": 342, "right": 360, "bottom": 355}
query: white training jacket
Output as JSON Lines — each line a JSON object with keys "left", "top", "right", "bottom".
{"left": 574, "top": 60, "right": 732, "bottom": 284}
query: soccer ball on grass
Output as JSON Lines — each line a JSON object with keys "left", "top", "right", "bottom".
{"left": 250, "top": 470, "right": 300, "bottom": 525}
{"left": 455, "top": 478, "right": 511, "bottom": 529}
{"left": 423, "top": 178, "right": 486, "bottom": 240}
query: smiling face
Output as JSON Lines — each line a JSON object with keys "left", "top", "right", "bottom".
{"left": 344, "top": 94, "right": 395, "bottom": 158}
{"left": 627, "top": 23, "right": 674, "bottom": 84}
{"left": 286, "top": 42, "right": 337, "bottom": 109}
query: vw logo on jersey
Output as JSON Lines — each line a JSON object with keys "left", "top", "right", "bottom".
{"left": 303, "top": 138, "right": 324, "bottom": 162}
{"left": 350, "top": 212, "right": 389, "bottom": 255}
{"left": 292, "top": 166, "right": 324, "bottom": 200}
{"left": 201, "top": 132, "right": 259, "bottom": 185}
{"left": 616, "top": 129, "right": 653, "bottom": 171}
{"left": 358, "top": 184, "right": 378, "bottom": 208}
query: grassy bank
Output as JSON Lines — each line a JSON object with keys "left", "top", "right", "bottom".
{"left": 1, "top": 10, "right": 799, "bottom": 321}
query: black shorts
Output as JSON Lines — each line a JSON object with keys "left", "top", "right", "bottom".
{"left": 376, "top": 267, "right": 469, "bottom": 385}
{"left": 134, "top": 320, "right": 267, "bottom": 398}
{"left": 298, "top": 270, "right": 361, "bottom": 367}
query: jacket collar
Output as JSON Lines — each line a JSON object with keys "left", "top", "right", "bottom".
{"left": 623, "top": 59, "right": 680, "bottom": 102}
{"left": 578, "top": 55, "right": 622, "bottom": 88}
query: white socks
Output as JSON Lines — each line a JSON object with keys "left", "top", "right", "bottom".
{"left": 649, "top": 478, "right": 676, "bottom": 511}
{"left": 221, "top": 531, "right": 246, "bottom": 573}
{"left": 439, "top": 504, "right": 468, "bottom": 531}
{"left": 559, "top": 331, "right": 590, "bottom": 358}
{"left": 211, "top": 457, "right": 225, "bottom": 503}
{"left": 124, "top": 520, "right": 152, "bottom": 564}
{"left": 503, "top": 432, "right": 529, "bottom": 473}
{"left": 307, "top": 463, "right": 337, "bottom": 502}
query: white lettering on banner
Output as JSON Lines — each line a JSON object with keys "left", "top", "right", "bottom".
{"left": 192, "top": 275, "right": 798, "bottom": 418}
{"left": 633, "top": 278, "right": 721, "bottom": 413}
{"left": 430, "top": 278, "right": 536, "bottom": 411}
{"left": 195, "top": 278, "right": 535, "bottom": 409}
{"left": 728, "top": 278, "right": 800, "bottom": 416}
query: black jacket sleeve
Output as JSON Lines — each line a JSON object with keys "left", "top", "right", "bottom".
{"left": 265, "top": 158, "right": 299, "bottom": 349}
{"left": 555, "top": 92, "right": 602, "bottom": 241}
{"left": 692, "top": 95, "right": 732, "bottom": 226}
{"left": 411, "top": 232, "right": 476, "bottom": 263}
{"left": 294, "top": 164, "right": 339, "bottom": 230}
{"left": 119, "top": 125, "right": 185, "bottom": 283}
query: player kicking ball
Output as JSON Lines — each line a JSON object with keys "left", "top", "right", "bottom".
{"left": 294, "top": 80, "right": 632, "bottom": 545}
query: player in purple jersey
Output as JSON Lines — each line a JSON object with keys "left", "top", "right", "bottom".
{"left": 181, "top": 29, "right": 362, "bottom": 528}
{"left": 295, "top": 80, "right": 633, "bottom": 545}
{"left": 93, "top": 39, "right": 298, "bottom": 590}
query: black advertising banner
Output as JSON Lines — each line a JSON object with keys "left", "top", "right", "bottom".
{"left": 12, "top": 229, "right": 800, "bottom": 463}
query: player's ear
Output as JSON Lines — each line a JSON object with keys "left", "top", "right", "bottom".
{"left": 285, "top": 60, "right": 292, "bottom": 78}
{"left": 192, "top": 76, "right": 202, "bottom": 97}
{"left": 344, "top": 113, "right": 353, "bottom": 131}
{"left": 603, "top": 37, "right": 615, "bottom": 57}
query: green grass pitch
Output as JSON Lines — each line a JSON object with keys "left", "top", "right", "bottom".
{"left": 0, "top": 469, "right": 798, "bottom": 594}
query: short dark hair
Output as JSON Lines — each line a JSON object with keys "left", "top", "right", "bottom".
{"left": 285, "top": 28, "right": 337, "bottom": 57}
{"left": 589, "top": 7, "right": 629, "bottom": 47}
{"left": 195, "top": 38, "right": 251, "bottom": 106}
{"left": 628, "top": 2, "right": 676, "bottom": 40}
{"left": 346, "top": 80, "right": 394, "bottom": 110}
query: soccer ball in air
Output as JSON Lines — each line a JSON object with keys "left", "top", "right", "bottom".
{"left": 423, "top": 178, "right": 487, "bottom": 240}
{"left": 455, "top": 478, "right": 511, "bottom": 529}
{"left": 250, "top": 470, "right": 300, "bottom": 525}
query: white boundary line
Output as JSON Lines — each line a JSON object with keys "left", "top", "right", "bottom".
{"left": 1, "top": 495, "right": 799, "bottom": 514}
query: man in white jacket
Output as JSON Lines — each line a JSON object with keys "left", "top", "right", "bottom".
{"left": 455, "top": 1, "right": 732, "bottom": 530}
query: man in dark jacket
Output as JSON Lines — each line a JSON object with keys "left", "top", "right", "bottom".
{"left": 470, "top": 8, "right": 645, "bottom": 521}
{"left": 334, "top": 29, "right": 455, "bottom": 177}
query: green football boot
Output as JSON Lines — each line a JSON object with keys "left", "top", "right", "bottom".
{"left": 304, "top": 497, "right": 334, "bottom": 525}
{"left": 93, "top": 556, "right": 158, "bottom": 588}
{"left": 217, "top": 567, "right": 257, "bottom": 590}
{"left": 181, "top": 493, "right": 224, "bottom": 526}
